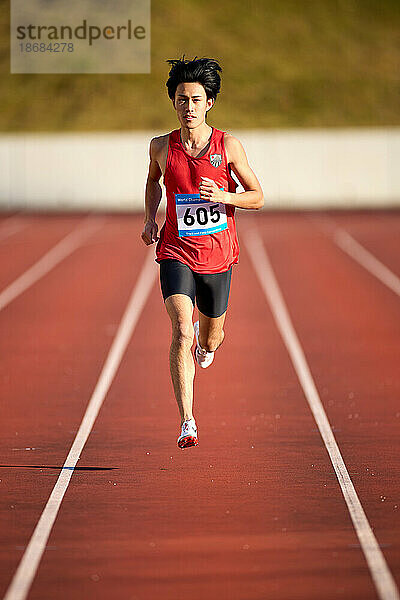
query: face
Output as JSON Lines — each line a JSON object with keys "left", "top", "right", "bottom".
{"left": 173, "top": 82, "right": 214, "bottom": 128}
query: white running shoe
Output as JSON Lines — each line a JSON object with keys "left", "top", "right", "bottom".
{"left": 193, "top": 321, "right": 214, "bottom": 368}
{"left": 177, "top": 418, "right": 198, "bottom": 449}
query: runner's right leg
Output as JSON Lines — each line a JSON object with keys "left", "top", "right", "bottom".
{"left": 165, "top": 294, "right": 195, "bottom": 424}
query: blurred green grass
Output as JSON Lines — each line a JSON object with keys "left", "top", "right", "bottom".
{"left": 0, "top": 0, "right": 399, "bottom": 131}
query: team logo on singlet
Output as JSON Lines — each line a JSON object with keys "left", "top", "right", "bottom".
{"left": 210, "top": 153, "right": 222, "bottom": 168}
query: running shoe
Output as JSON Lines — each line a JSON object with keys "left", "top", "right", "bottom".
{"left": 177, "top": 418, "right": 199, "bottom": 449}
{"left": 193, "top": 321, "right": 214, "bottom": 368}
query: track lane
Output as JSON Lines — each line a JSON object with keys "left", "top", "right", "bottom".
{"left": 245, "top": 221, "right": 398, "bottom": 600}
{"left": 0, "top": 216, "right": 28, "bottom": 243}
{"left": 0, "top": 217, "right": 104, "bottom": 312}
{"left": 0, "top": 215, "right": 91, "bottom": 292}
{"left": 255, "top": 212, "right": 400, "bottom": 592}
{"left": 312, "top": 210, "right": 400, "bottom": 280}
{"left": 0, "top": 216, "right": 150, "bottom": 599}
{"left": 22, "top": 213, "right": 389, "bottom": 600}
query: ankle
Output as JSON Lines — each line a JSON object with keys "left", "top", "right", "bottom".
{"left": 182, "top": 415, "right": 194, "bottom": 424}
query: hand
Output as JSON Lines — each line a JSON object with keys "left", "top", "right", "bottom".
{"left": 199, "top": 177, "right": 229, "bottom": 204}
{"left": 141, "top": 219, "right": 159, "bottom": 245}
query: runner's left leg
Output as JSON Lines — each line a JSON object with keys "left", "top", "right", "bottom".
{"left": 194, "top": 267, "right": 231, "bottom": 352}
{"left": 197, "top": 309, "right": 227, "bottom": 352}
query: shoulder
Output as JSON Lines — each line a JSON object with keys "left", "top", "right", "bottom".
{"left": 223, "top": 132, "right": 244, "bottom": 151}
{"left": 222, "top": 132, "right": 246, "bottom": 164}
{"left": 149, "top": 133, "right": 170, "bottom": 157}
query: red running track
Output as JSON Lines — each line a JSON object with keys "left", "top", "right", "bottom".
{"left": 0, "top": 210, "right": 399, "bottom": 600}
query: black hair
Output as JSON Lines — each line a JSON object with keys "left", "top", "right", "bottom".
{"left": 166, "top": 55, "right": 222, "bottom": 102}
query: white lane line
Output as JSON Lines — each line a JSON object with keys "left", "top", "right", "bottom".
{"left": 3, "top": 249, "right": 158, "bottom": 600}
{"left": 334, "top": 227, "right": 400, "bottom": 298}
{"left": 0, "top": 217, "right": 28, "bottom": 242}
{"left": 244, "top": 226, "right": 399, "bottom": 600}
{"left": 306, "top": 213, "right": 400, "bottom": 299}
{"left": 0, "top": 217, "right": 104, "bottom": 312}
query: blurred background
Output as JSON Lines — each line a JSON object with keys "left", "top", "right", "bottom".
{"left": 0, "top": 0, "right": 399, "bottom": 210}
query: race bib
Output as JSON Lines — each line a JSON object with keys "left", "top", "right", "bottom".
{"left": 175, "top": 193, "right": 228, "bottom": 238}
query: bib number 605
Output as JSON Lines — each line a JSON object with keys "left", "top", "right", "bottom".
{"left": 183, "top": 204, "right": 221, "bottom": 227}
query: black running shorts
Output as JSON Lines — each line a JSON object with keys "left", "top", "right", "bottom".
{"left": 159, "top": 259, "right": 232, "bottom": 318}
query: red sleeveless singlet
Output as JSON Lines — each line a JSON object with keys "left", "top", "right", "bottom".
{"left": 155, "top": 126, "right": 240, "bottom": 274}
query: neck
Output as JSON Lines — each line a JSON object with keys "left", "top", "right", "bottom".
{"left": 180, "top": 122, "right": 213, "bottom": 148}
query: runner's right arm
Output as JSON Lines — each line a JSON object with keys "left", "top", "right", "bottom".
{"left": 141, "top": 138, "right": 162, "bottom": 246}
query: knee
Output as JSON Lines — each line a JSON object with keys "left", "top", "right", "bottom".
{"left": 172, "top": 320, "right": 194, "bottom": 348}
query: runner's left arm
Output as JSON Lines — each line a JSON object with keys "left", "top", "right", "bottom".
{"left": 199, "top": 135, "right": 264, "bottom": 209}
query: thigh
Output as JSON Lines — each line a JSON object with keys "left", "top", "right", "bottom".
{"left": 159, "top": 259, "right": 196, "bottom": 307}
{"left": 165, "top": 293, "right": 195, "bottom": 334}
{"left": 194, "top": 267, "right": 232, "bottom": 319}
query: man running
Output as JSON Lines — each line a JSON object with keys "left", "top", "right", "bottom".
{"left": 141, "top": 56, "right": 264, "bottom": 449}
